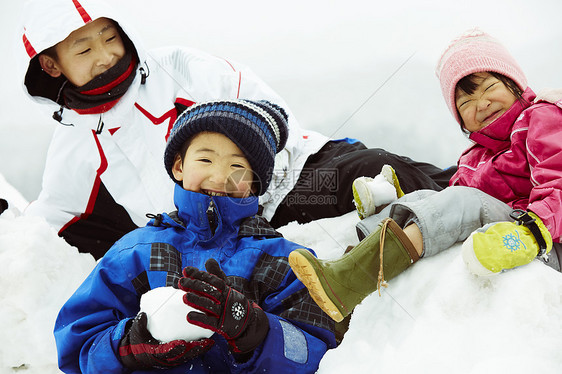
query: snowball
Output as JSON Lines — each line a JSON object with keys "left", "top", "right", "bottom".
{"left": 140, "top": 286, "right": 214, "bottom": 342}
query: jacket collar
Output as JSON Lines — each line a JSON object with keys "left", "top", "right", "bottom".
{"left": 173, "top": 184, "right": 259, "bottom": 239}
{"left": 468, "top": 87, "right": 535, "bottom": 153}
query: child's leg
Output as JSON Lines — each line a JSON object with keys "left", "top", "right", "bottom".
{"left": 403, "top": 223, "right": 424, "bottom": 257}
{"left": 269, "top": 141, "right": 456, "bottom": 228}
{"left": 289, "top": 186, "right": 507, "bottom": 322}
{"left": 355, "top": 189, "right": 437, "bottom": 240}
{"left": 289, "top": 217, "right": 419, "bottom": 322}
{"left": 388, "top": 186, "right": 513, "bottom": 257}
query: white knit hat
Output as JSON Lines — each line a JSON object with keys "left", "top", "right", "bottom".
{"left": 435, "top": 28, "right": 527, "bottom": 124}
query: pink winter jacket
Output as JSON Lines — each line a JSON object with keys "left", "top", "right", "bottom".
{"left": 450, "top": 88, "right": 562, "bottom": 242}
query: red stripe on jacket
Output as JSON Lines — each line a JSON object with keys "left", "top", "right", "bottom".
{"left": 135, "top": 98, "right": 196, "bottom": 141}
{"left": 22, "top": 32, "right": 37, "bottom": 58}
{"left": 59, "top": 130, "right": 108, "bottom": 234}
{"left": 21, "top": 0, "right": 92, "bottom": 59}
{"left": 72, "top": 0, "right": 92, "bottom": 23}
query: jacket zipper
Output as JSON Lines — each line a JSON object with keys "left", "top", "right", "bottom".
{"left": 206, "top": 199, "right": 217, "bottom": 235}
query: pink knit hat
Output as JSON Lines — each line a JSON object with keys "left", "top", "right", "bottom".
{"left": 435, "top": 28, "right": 527, "bottom": 124}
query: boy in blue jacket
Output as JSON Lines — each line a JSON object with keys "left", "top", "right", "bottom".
{"left": 53, "top": 99, "right": 336, "bottom": 373}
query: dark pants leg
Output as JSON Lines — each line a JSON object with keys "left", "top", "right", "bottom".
{"left": 269, "top": 141, "right": 456, "bottom": 228}
{"left": 61, "top": 182, "right": 138, "bottom": 259}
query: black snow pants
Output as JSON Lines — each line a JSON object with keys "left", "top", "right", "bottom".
{"left": 269, "top": 140, "right": 457, "bottom": 228}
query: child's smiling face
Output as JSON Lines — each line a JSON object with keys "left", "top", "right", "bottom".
{"left": 40, "top": 18, "right": 125, "bottom": 87}
{"left": 455, "top": 72, "right": 517, "bottom": 132}
{"left": 172, "top": 132, "right": 256, "bottom": 198}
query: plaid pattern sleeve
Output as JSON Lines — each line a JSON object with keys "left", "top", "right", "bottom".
{"left": 149, "top": 242, "right": 182, "bottom": 287}
{"left": 227, "top": 252, "right": 334, "bottom": 333}
{"left": 238, "top": 216, "right": 283, "bottom": 238}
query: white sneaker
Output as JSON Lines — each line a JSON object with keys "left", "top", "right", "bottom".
{"left": 352, "top": 165, "right": 403, "bottom": 220}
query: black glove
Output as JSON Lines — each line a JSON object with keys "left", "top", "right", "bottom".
{"left": 0, "top": 199, "right": 7, "bottom": 216}
{"left": 179, "top": 258, "right": 269, "bottom": 354}
{"left": 118, "top": 312, "right": 214, "bottom": 370}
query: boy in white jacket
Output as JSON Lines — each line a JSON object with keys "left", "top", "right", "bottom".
{"left": 19, "top": 0, "right": 454, "bottom": 258}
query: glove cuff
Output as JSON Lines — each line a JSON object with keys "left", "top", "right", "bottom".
{"left": 229, "top": 303, "right": 269, "bottom": 354}
{"left": 510, "top": 210, "right": 552, "bottom": 256}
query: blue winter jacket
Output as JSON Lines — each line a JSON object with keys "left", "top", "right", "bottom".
{"left": 54, "top": 185, "right": 336, "bottom": 373}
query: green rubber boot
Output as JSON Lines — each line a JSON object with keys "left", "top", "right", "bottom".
{"left": 289, "top": 218, "right": 420, "bottom": 322}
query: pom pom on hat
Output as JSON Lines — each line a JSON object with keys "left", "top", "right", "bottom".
{"left": 164, "top": 99, "right": 289, "bottom": 195}
{"left": 435, "top": 28, "right": 527, "bottom": 124}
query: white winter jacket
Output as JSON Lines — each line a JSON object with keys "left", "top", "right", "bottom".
{"left": 19, "top": 0, "right": 329, "bottom": 248}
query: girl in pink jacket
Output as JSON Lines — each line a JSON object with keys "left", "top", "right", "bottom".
{"left": 288, "top": 29, "right": 562, "bottom": 323}
{"left": 442, "top": 30, "right": 562, "bottom": 275}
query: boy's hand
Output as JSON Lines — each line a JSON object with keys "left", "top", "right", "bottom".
{"left": 179, "top": 258, "right": 269, "bottom": 354}
{"left": 118, "top": 312, "right": 214, "bottom": 370}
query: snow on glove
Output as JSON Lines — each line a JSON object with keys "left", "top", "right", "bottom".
{"left": 179, "top": 258, "right": 269, "bottom": 354}
{"left": 118, "top": 312, "right": 214, "bottom": 370}
{"left": 462, "top": 210, "right": 552, "bottom": 276}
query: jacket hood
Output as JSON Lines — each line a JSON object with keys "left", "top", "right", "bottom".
{"left": 18, "top": 0, "right": 148, "bottom": 110}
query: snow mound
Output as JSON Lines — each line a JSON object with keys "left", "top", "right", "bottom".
{"left": 280, "top": 213, "right": 562, "bottom": 373}
{"left": 0, "top": 174, "right": 96, "bottom": 372}
{"left": 0, "top": 173, "right": 28, "bottom": 214}
{"left": 0, "top": 213, "right": 96, "bottom": 372}
{"left": 317, "top": 244, "right": 562, "bottom": 373}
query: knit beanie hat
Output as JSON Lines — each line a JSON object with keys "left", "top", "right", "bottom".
{"left": 164, "top": 99, "right": 289, "bottom": 195}
{"left": 435, "top": 28, "right": 527, "bottom": 124}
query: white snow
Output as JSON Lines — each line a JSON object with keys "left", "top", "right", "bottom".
{"left": 140, "top": 286, "right": 214, "bottom": 342}
{"left": 0, "top": 178, "right": 96, "bottom": 373}
{"left": 1, "top": 0, "right": 562, "bottom": 373}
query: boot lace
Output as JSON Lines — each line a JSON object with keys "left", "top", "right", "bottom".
{"left": 377, "top": 219, "right": 390, "bottom": 296}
